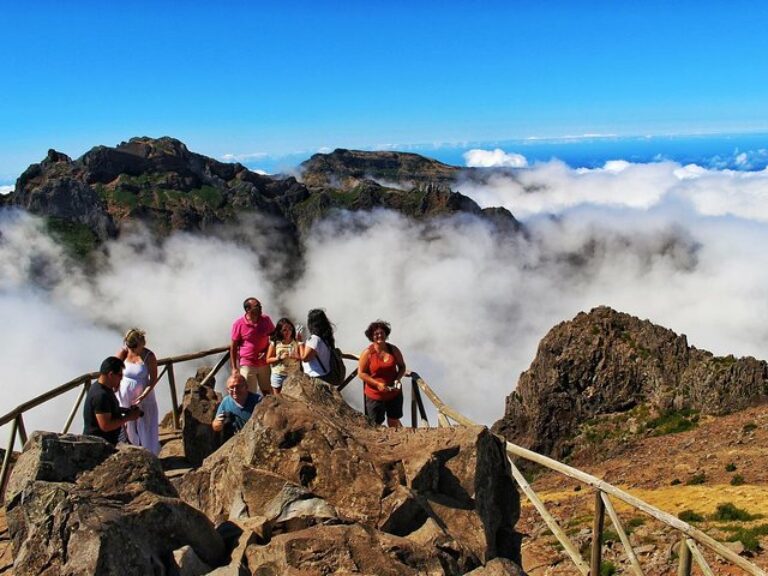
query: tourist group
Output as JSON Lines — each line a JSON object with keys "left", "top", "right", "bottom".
{"left": 82, "top": 297, "right": 407, "bottom": 452}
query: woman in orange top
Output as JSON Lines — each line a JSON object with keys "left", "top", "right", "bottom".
{"left": 358, "top": 320, "right": 406, "bottom": 428}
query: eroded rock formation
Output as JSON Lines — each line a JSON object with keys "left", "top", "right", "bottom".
{"left": 493, "top": 306, "right": 768, "bottom": 458}
{"left": 179, "top": 373, "right": 521, "bottom": 574}
{"left": 5, "top": 432, "right": 225, "bottom": 575}
{"left": 182, "top": 365, "right": 221, "bottom": 467}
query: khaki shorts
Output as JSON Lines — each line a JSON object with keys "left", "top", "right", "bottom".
{"left": 240, "top": 365, "right": 271, "bottom": 395}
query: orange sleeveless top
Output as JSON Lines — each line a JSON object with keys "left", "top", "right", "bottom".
{"left": 364, "top": 343, "right": 400, "bottom": 401}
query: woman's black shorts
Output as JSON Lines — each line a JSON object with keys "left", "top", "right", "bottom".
{"left": 364, "top": 393, "right": 403, "bottom": 424}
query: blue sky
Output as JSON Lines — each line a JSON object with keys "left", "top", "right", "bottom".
{"left": 2, "top": 0, "right": 768, "bottom": 181}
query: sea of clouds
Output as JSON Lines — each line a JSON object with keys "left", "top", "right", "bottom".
{"left": 3, "top": 150, "right": 768, "bottom": 447}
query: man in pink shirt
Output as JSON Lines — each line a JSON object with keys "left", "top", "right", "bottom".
{"left": 230, "top": 297, "right": 275, "bottom": 395}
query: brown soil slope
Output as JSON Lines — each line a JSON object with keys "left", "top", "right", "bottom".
{"left": 519, "top": 403, "right": 768, "bottom": 576}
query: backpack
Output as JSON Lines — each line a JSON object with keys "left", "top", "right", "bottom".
{"left": 315, "top": 341, "right": 347, "bottom": 387}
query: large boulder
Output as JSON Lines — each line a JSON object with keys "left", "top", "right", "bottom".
{"left": 493, "top": 306, "right": 768, "bottom": 459}
{"left": 6, "top": 431, "right": 225, "bottom": 575}
{"left": 178, "top": 373, "right": 521, "bottom": 574}
{"left": 182, "top": 365, "right": 221, "bottom": 467}
{"left": 242, "top": 523, "right": 446, "bottom": 575}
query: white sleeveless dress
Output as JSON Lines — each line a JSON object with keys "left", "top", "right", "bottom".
{"left": 117, "top": 350, "right": 160, "bottom": 455}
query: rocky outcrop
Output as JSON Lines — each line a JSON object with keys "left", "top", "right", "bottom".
{"left": 182, "top": 365, "right": 221, "bottom": 467}
{"left": 10, "top": 137, "right": 304, "bottom": 245}
{"left": 179, "top": 373, "right": 521, "bottom": 574}
{"left": 493, "top": 306, "right": 768, "bottom": 459}
{"left": 5, "top": 137, "right": 523, "bottom": 260}
{"left": 300, "top": 148, "right": 464, "bottom": 189}
{"left": 6, "top": 432, "right": 225, "bottom": 575}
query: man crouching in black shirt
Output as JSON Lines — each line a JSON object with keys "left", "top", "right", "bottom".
{"left": 83, "top": 356, "right": 142, "bottom": 445}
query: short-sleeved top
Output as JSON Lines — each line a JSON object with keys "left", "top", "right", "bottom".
{"left": 302, "top": 334, "right": 331, "bottom": 377}
{"left": 272, "top": 340, "right": 300, "bottom": 376}
{"left": 215, "top": 392, "right": 261, "bottom": 431}
{"left": 363, "top": 343, "right": 401, "bottom": 401}
{"left": 83, "top": 382, "right": 123, "bottom": 444}
{"left": 231, "top": 314, "right": 275, "bottom": 368}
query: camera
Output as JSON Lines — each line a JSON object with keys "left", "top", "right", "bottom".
{"left": 221, "top": 411, "right": 236, "bottom": 427}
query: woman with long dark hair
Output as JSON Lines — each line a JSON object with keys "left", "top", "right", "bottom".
{"left": 298, "top": 308, "right": 335, "bottom": 381}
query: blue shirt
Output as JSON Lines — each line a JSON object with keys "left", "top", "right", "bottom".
{"left": 215, "top": 392, "right": 260, "bottom": 432}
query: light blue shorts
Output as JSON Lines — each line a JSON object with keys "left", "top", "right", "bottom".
{"left": 271, "top": 372, "right": 288, "bottom": 389}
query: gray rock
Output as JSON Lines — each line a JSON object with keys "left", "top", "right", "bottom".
{"left": 6, "top": 434, "right": 225, "bottom": 575}
{"left": 5, "top": 431, "right": 115, "bottom": 504}
{"left": 182, "top": 365, "right": 221, "bottom": 467}
{"left": 178, "top": 373, "right": 522, "bottom": 572}
{"left": 466, "top": 557, "right": 527, "bottom": 576}
{"left": 493, "top": 306, "right": 768, "bottom": 458}
{"left": 173, "top": 545, "right": 213, "bottom": 576}
{"left": 724, "top": 540, "right": 746, "bottom": 555}
{"left": 243, "top": 523, "right": 447, "bottom": 575}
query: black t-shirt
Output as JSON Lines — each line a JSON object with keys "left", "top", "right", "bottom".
{"left": 83, "top": 382, "right": 123, "bottom": 444}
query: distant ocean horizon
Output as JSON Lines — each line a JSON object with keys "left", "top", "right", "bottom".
{"left": 424, "top": 132, "right": 768, "bottom": 171}
{"left": 249, "top": 132, "right": 768, "bottom": 175}
{"left": 3, "top": 132, "right": 768, "bottom": 190}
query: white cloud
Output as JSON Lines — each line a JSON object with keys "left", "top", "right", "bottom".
{"left": 5, "top": 159, "right": 768, "bottom": 445}
{"left": 463, "top": 148, "right": 528, "bottom": 168}
{"left": 220, "top": 152, "right": 268, "bottom": 163}
{"left": 457, "top": 158, "right": 768, "bottom": 222}
{"left": 0, "top": 185, "right": 12, "bottom": 195}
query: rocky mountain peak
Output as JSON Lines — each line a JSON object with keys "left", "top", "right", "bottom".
{"left": 5, "top": 137, "right": 524, "bottom": 260}
{"left": 300, "top": 147, "right": 462, "bottom": 189}
{"left": 493, "top": 306, "right": 768, "bottom": 459}
{"left": 115, "top": 135, "right": 191, "bottom": 159}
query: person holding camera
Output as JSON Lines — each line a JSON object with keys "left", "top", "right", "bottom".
{"left": 213, "top": 373, "right": 261, "bottom": 442}
{"left": 358, "top": 320, "right": 406, "bottom": 428}
{"left": 116, "top": 328, "right": 160, "bottom": 455}
{"left": 83, "top": 356, "right": 142, "bottom": 445}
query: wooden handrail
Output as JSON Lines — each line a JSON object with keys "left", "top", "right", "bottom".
{"left": 414, "top": 374, "right": 768, "bottom": 576}
{"left": 0, "top": 344, "right": 231, "bottom": 503}
{"left": 0, "top": 346, "right": 229, "bottom": 428}
{"left": 2, "top": 345, "right": 765, "bottom": 576}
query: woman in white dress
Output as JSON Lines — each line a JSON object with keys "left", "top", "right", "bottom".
{"left": 117, "top": 328, "right": 160, "bottom": 455}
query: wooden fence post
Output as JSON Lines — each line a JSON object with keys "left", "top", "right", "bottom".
{"left": 62, "top": 379, "right": 89, "bottom": 434}
{"left": 677, "top": 536, "right": 692, "bottom": 576}
{"left": 0, "top": 416, "right": 19, "bottom": 502}
{"left": 167, "top": 363, "right": 179, "bottom": 430}
{"left": 16, "top": 414, "right": 28, "bottom": 447}
{"left": 591, "top": 489, "right": 605, "bottom": 576}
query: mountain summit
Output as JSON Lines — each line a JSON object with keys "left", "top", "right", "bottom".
{"left": 4, "top": 137, "right": 522, "bottom": 257}
{"left": 493, "top": 306, "right": 768, "bottom": 459}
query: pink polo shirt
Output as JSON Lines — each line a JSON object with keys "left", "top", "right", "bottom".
{"left": 231, "top": 314, "right": 275, "bottom": 368}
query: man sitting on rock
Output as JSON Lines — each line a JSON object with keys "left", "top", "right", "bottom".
{"left": 213, "top": 373, "right": 261, "bottom": 442}
{"left": 83, "top": 356, "right": 142, "bottom": 445}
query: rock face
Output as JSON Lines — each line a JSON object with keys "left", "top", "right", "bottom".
{"left": 9, "top": 137, "right": 305, "bottom": 258}
{"left": 6, "top": 432, "right": 225, "bottom": 575}
{"left": 179, "top": 373, "right": 521, "bottom": 574}
{"left": 6, "top": 137, "right": 523, "bottom": 259}
{"left": 300, "top": 148, "right": 464, "bottom": 189}
{"left": 493, "top": 306, "right": 768, "bottom": 459}
{"left": 182, "top": 365, "right": 221, "bottom": 467}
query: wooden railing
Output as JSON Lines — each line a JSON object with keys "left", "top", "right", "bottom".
{"left": 0, "top": 345, "right": 230, "bottom": 501}
{"left": 408, "top": 371, "right": 768, "bottom": 576}
{"left": 2, "top": 351, "right": 766, "bottom": 576}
